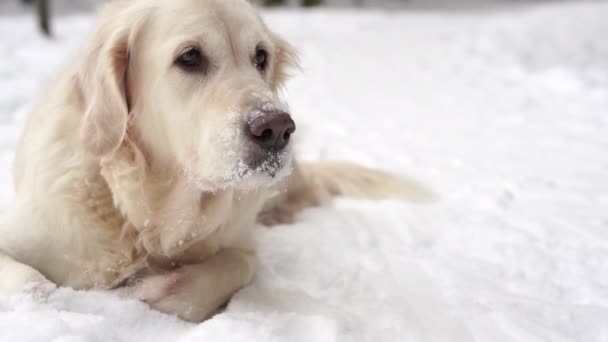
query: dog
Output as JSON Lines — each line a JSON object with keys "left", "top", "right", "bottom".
{"left": 0, "top": 0, "right": 431, "bottom": 322}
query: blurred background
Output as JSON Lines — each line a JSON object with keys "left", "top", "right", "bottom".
{"left": 1, "top": 0, "right": 595, "bottom": 34}
{"left": 1, "top": 0, "right": 607, "bottom": 341}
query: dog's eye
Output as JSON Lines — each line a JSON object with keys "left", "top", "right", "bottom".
{"left": 254, "top": 48, "right": 268, "bottom": 72}
{"left": 176, "top": 47, "right": 206, "bottom": 72}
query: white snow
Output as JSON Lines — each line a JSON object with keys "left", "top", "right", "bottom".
{"left": 2, "top": 2, "right": 608, "bottom": 341}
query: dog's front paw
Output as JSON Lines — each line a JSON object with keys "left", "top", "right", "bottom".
{"left": 258, "top": 204, "right": 297, "bottom": 226}
{"left": 23, "top": 281, "right": 57, "bottom": 303}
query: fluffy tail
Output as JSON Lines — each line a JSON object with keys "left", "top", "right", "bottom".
{"left": 299, "top": 161, "right": 435, "bottom": 202}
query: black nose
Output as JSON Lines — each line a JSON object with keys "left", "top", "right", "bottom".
{"left": 247, "top": 111, "right": 296, "bottom": 151}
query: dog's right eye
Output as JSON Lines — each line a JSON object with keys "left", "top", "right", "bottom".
{"left": 175, "top": 47, "right": 207, "bottom": 72}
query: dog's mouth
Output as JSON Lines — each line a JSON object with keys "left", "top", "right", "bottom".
{"left": 233, "top": 146, "right": 292, "bottom": 182}
{"left": 184, "top": 151, "right": 291, "bottom": 192}
{"left": 244, "top": 147, "right": 290, "bottom": 177}
{"left": 197, "top": 146, "right": 292, "bottom": 192}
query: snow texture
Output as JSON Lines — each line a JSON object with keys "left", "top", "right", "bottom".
{"left": 1, "top": 2, "right": 608, "bottom": 341}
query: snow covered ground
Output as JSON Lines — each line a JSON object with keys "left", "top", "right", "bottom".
{"left": 2, "top": 2, "right": 608, "bottom": 341}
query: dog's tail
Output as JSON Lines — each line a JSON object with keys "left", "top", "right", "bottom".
{"left": 298, "top": 161, "right": 434, "bottom": 202}
{"left": 259, "top": 161, "right": 434, "bottom": 225}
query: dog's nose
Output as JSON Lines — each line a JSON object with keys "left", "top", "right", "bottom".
{"left": 248, "top": 111, "right": 296, "bottom": 151}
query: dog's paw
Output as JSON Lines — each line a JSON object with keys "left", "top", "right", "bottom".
{"left": 258, "top": 205, "right": 297, "bottom": 226}
{"left": 22, "top": 281, "right": 57, "bottom": 303}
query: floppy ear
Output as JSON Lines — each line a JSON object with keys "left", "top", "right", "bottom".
{"left": 77, "top": 3, "right": 147, "bottom": 158}
{"left": 79, "top": 25, "right": 130, "bottom": 157}
{"left": 271, "top": 35, "right": 300, "bottom": 89}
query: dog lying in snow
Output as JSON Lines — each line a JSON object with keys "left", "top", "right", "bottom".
{"left": 0, "top": 0, "right": 430, "bottom": 322}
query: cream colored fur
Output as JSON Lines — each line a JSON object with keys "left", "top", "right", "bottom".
{"left": 0, "top": 0, "right": 431, "bottom": 322}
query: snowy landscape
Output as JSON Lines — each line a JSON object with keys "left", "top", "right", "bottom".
{"left": 1, "top": 1, "right": 608, "bottom": 341}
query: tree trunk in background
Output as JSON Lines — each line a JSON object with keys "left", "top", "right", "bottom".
{"left": 301, "top": 0, "right": 322, "bottom": 6}
{"left": 36, "top": 0, "right": 51, "bottom": 36}
{"left": 263, "top": 0, "right": 287, "bottom": 6}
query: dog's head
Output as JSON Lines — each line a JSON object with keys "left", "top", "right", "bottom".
{"left": 78, "top": 0, "right": 298, "bottom": 191}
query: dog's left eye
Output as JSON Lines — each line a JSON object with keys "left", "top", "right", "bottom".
{"left": 254, "top": 48, "right": 268, "bottom": 72}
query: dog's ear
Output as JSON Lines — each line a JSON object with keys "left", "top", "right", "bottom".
{"left": 79, "top": 22, "right": 130, "bottom": 157}
{"left": 271, "top": 34, "right": 300, "bottom": 89}
{"left": 78, "top": 5, "right": 149, "bottom": 157}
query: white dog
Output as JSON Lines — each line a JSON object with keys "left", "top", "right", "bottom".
{"left": 0, "top": 0, "right": 431, "bottom": 322}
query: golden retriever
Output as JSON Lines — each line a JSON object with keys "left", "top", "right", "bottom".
{"left": 0, "top": 0, "right": 430, "bottom": 322}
